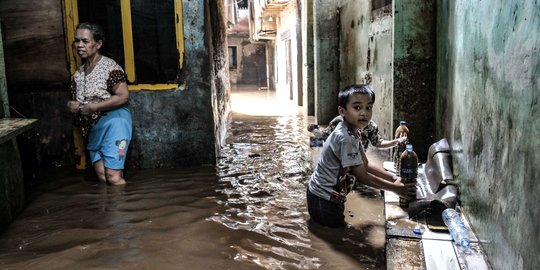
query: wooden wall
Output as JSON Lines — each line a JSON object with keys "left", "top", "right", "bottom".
{"left": 0, "top": 0, "right": 69, "bottom": 88}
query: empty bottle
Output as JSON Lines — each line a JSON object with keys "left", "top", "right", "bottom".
{"left": 399, "top": 144, "right": 418, "bottom": 208}
{"left": 442, "top": 208, "right": 472, "bottom": 254}
{"left": 393, "top": 121, "right": 409, "bottom": 173}
{"left": 395, "top": 121, "right": 409, "bottom": 138}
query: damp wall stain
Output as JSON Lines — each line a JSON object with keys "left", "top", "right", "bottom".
{"left": 339, "top": 1, "right": 394, "bottom": 157}
{"left": 394, "top": 0, "right": 436, "bottom": 161}
{"left": 437, "top": 1, "right": 540, "bottom": 269}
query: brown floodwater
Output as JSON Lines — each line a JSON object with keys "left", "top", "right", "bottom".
{"left": 0, "top": 86, "right": 387, "bottom": 269}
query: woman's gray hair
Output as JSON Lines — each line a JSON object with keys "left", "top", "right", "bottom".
{"left": 76, "top": 22, "right": 105, "bottom": 43}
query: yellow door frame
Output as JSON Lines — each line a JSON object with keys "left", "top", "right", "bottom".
{"left": 62, "top": 0, "right": 184, "bottom": 91}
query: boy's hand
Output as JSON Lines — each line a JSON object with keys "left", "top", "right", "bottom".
{"left": 393, "top": 180, "right": 416, "bottom": 200}
{"left": 397, "top": 136, "right": 408, "bottom": 145}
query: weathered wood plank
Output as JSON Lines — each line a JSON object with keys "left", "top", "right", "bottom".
{"left": 0, "top": 0, "right": 69, "bottom": 84}
{"left": 0, "top": 118, "right": 38, "bottom": 144}
{"left": 386, "top": 238, "right": 425, "bottom": 270}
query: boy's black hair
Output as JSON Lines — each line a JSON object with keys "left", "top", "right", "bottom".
{"left": 338, "top": 84, "right": 375, "bottom": 108}
{"left": 76, "top": 22, "right": 105, "bottom": 43}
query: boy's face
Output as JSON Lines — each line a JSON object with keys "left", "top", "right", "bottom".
{"left": 338, "top": 93, "right": 373, "bottom": 131}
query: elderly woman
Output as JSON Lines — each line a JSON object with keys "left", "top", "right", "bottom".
{"left": 66, "top": 22, "right": 132, "bottom": 185}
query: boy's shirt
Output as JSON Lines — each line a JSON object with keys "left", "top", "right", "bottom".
{"left": 308, "top": 121, "right": 364, "bottom": 204}
{"left": 322, "top": 116, "right": 383, "bottom": 150}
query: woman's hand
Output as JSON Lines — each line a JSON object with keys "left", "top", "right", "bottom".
{"left": 66, "top": 100, "right": 81, "bottom": 114}
{"left": 78, "top": 103, "right": 96, "bottom": 115}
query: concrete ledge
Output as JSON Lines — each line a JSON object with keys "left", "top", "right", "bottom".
{"left": 0, "top": 118, "right": 38, "bottom": 144}
{"left": 383, "top": 161, "right": 492, "bottom": 270}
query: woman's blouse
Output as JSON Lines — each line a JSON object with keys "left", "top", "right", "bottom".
{"left": 70, "top": 56, "right": 127, "bottom": 139}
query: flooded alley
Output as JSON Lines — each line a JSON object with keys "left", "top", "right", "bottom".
{"left": 0, "top": 86, "right": 387, "bottom": 270}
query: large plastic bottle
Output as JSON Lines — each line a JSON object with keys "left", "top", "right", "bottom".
{"left": 442, "top": 208, "right": 472, "bottom": 254}
{"left": 399, "top": 144, "right": 417, "bottom": 208}
{"left": 393, "top": 121, "right": 409, "bottom": 173}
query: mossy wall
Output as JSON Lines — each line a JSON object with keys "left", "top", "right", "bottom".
{"left": 436, "top": 1, "right": 540, "bottom": 269}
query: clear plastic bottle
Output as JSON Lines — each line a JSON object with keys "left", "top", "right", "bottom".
{"left": 442, "top": 208, "right": 472, "bottom": 254}
{"left": 399, "top": 144, "right": 418, "bottom": 208}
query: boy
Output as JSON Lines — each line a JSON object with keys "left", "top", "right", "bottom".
{"left": 307, "top": 84, "right": 416, "bottom": 227}
{"left": 322, "top": 116, "right": 407, "bottom": 150}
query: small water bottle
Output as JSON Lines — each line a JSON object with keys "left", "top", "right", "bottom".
{"left": 310, "top": 125, "right": 324, "bottom": 147}
{"left": 442, "top": 208, "right": 472, "bottom": 254}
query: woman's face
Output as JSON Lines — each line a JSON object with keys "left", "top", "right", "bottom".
{"left": 73, "top": 28, "right": 102, "bottom": 59}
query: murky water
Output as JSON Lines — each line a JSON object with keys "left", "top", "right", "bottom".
{"left": 0, "top": 86, "right": 386, "bottom": 269}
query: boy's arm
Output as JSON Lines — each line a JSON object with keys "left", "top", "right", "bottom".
{"left": 376, "top": 137, "right": 407, "bottom": 149}
{"left": 359, "top": 148, "right": 399, "bottom": 182}
{"left": 366, "top": 161, "right": 400, "bottom": 182}
{"left": 349, "top": 162, "right": 415, "bottom": 199}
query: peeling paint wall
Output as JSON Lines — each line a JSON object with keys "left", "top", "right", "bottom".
{"left": 128, "top": 0, "right": 226, "bottom": 167}
{"left": 208, "top": 0, "right": 230, "bottom": 157}
{"left": 313, "top": 0, "right": 339, "bottom": 125}
{"left": 339, "top": 1, "right": 394, "bottom": 155}
{"left": 301, "top": 0, "right": 315, "bottom": 115}
{"left": 228, "top": 37, "right": 267, "bottom": 86}
{"left": 437, "top": 1, "right": 540, "bottom": 269}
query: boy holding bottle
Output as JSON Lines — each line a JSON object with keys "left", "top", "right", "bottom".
{"left": 306, "top": 84, "right": 415, "bottom": 227}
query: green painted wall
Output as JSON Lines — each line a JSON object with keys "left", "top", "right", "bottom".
{"left": 437, "top": 1, "right": 540, "bottom": 269}
{"left": 313, "top": 0, "right": 340, "bottom": 125}
{"left": 394, "top": 0, "right": 436, "bottom": 161}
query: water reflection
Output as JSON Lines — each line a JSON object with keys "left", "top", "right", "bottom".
{"left": 0, "top": 86, "right": 386, "bottom": 269}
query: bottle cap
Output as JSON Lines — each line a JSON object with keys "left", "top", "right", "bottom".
{"left": 400, "top": 121, "right": 407, "bottom": 125}
{"left": 406, "top": 144, "right": 413, "bottom": 151}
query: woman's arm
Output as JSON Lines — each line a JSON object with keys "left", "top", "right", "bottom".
{"left": 79, "top": 82, "right": 129, "bottom": 115}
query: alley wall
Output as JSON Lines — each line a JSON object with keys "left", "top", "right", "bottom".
{"left": 436, "top": 1, "right": 540, "bottom": 269}
{"left": 339, "top": 1, "right": 394, "bottom": 156}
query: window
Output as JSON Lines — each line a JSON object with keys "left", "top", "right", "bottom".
{"left": 63, "top": 0, "right": 184, "bottom": 90}
{"left": 372, "top": 0, "right": 392, "bottom": 10}
{"left": 237, "top": 0, "right": 248, "bottom": 9}
{"left": 228, "top": 46, "right": 237, "bottom": 69}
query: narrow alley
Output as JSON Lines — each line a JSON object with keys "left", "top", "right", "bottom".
{"left": 0, "top": 85, "right": 388, "bottom": 269}
{"left": 0, "top": 0, "right": 538, "bottom": 269}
